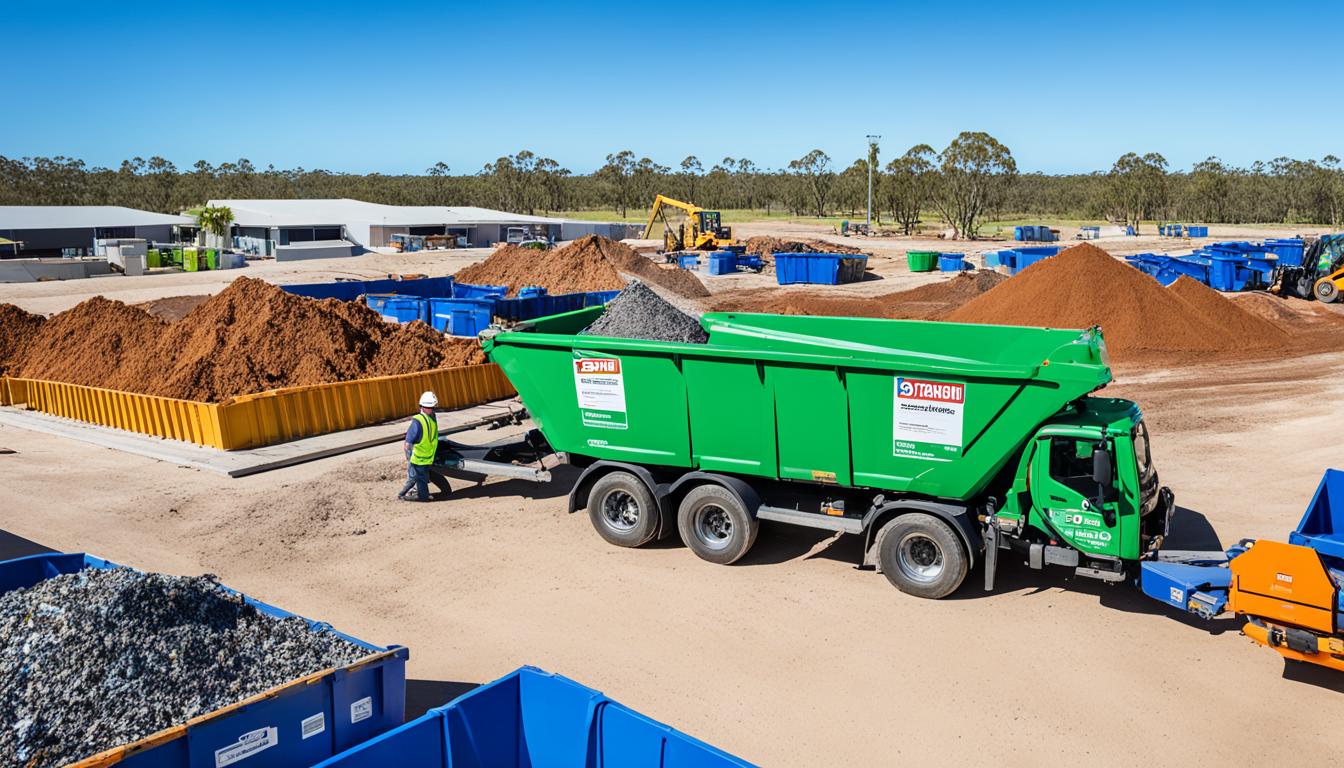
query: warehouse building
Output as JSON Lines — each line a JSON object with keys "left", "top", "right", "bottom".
{"left": 209, "top": 199, "right": 571, "bottom": 260}
{"left": 0, "top": 206, "right": 194, "bottom": 258}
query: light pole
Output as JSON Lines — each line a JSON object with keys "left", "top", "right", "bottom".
{"left": 866, "top": 134, "right": 880, "bottom": 230}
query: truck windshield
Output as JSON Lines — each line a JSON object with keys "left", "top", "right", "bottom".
{"left": 1132, "top": 422, "right": 1152, "bottom": 475}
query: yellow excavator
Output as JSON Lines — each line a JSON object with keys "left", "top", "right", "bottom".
{"left": 643, "top": 195, "right": 739, "bottom": 253}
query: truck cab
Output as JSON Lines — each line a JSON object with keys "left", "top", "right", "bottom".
{"left": 991, "top": 397, "right": 1171, "bottom": 584}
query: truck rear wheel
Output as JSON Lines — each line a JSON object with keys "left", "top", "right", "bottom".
{"left": 587, "top": 472, "right": 659, "bottom": 548}
{"left": 677, "top": 484, "right": 758, "bottom": 565}
{"left": 877, "top": 514, "right": 967, "bottom": 599}
{"left": 1315, "top": 279, "right": 1339, "bottom": 303}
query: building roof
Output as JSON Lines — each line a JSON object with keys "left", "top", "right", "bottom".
{"left": 208, "top": 198, "right": 563, "bottom": 228}
{"left": 0, "top": 206, "right": 194, "bottom": 230}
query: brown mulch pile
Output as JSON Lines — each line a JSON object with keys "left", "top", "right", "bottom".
{"left": 0, "top": 304, "right": 47, "bottom": 377}
{"left": 1, "top": 278, "right": 485, "bottom": 402}
{"left": 743, "top": 236, "right": 864, "bottom": 257}
{"left": 455, "top": 235, "right": 709, "bottom": 298}
{"left": 712, "top": 271, "right": 1006, "bottom": 320}
{"left": 945, "top": 243, "right": 1289, "bottom": 360}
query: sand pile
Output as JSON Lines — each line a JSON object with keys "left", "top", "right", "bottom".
{"left": 134, "top": 295, "right": 210, "bottom": 322}
{"left": 455, "top": 235, "right": 709, "bottom": 298}
{"left": 713, "top": 271, "right": 1006, "bottom": 320}
{"left": 4, "top": 278, "right": 485, "bottom": 401}
{"left": 0, "top": 304, "right": 46, "bottom": 376}
{"left": 945, "top": 243, "right": 1287, "bottom": 360}
{"left": 744, "top": 236, "right": 863, "bottom": 257}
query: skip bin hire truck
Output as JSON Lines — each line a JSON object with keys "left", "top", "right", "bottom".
{"left": 476, "top": 308, "right": 1173, "bottom": 598}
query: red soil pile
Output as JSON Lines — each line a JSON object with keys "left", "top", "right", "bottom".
{"left": 0, "top": 304, "right": 47, "bottom": 376}
{"left": 455, "top": 235, "right": 709, "bottom": 298}
{"left": 7, "top": 278, "right": 485, "bottom": 402}
{"left": 945, "top": 243, "right": 1285, "bottom": 360}
{"left": 713, "top": 271, "right": 1005, "bottom": 320}
{"left": 1168, "top": 277, "right": 1288, "bottom": 344}
{"left": 743, "top": 236, "right": 863, "bottom": 257}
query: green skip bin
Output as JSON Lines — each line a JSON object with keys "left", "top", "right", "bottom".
{"left": 906, "top": 250, "right": 939, "bottom": 272}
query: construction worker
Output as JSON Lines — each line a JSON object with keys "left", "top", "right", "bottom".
{"left": 398, "top": 391, "right": 452, "bottom": 502}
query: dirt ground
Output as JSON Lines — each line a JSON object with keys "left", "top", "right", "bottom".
{"left": 1, "top": 224, "right": 1341, "bottom": 765}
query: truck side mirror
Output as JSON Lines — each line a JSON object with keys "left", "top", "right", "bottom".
{"left": 1092, "top": 446, "right": 1113, "bottom": 486}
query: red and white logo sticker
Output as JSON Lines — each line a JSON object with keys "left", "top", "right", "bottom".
{"left": 575, "top": 358, "right": 621, "bottom": 374}
{"left": 897, "top": 377, "right": 964, "bottom": 403}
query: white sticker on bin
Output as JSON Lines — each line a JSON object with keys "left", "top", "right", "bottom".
{"left": 214, "top": 727, "right": 278, "bottom": 767}
{"left": 350, "top": 696, "right": 373, "bottom": 724}
{"left": 301, "top": 712, "right": 326, "bottom": 740}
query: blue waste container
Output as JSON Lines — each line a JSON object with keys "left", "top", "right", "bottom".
{"left": 428, "top": 298, "right": 494, "bottom": 336}
{"left": 366, "top": 294, "right": 428, "bottom": 323}
{"left": 938, "top": 253, "right": 969, "bottom": 272}
{"left": 1207, "top": 255, "right": 1250, "bottom": 292}
{"left": 707, "top": 251, "right": 737, "bottom": 276}
{"left": 453, "top": 282, "right": 508, "bottom": 300}
{"left": 312, "top": 666, "right": 752, "bottom": 768}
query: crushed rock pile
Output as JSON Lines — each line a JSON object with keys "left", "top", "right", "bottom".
{"left": 945, "top": 243, "right": 1288, "bottom": 360}
{"left": 581, "top": 282, "right": 709, "bottom": 344}
{"left": 0, "top": 566, "right": 369, "bottom": 767}
{"left": 0, "top": 277, "right": 486, "bottom": 401}
{"left": 455, "top": 235, "right": 709, "bottom": 298}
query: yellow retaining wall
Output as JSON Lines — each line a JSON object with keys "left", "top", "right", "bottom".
{"left": 0, "top": 364, "right": 515, "bottom": 451}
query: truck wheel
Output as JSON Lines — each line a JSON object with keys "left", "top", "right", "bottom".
{"left": 587, "top": 472, "right": 659, "bottom": 548}
{"left": 877, "top": 514, "right": 967, "bottom": 599}
{"left": 677, "top": 484, "right": 758, "bottom": 565}
{"left": 1315, "top": 280, "right": 1339, "bottom": 303}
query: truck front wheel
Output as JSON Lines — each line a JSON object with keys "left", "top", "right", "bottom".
{"left": 877, "top": 514, "right": 968, "bottom": 599}
{"left": 587, "top": 472, "right": 659, "bottom": 548}
{"left": 677, "top": 484, "right": 759, "bottom": 565}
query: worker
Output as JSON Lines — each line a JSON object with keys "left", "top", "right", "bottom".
{"left": 398, "top": 391, "right": 452, "bottom": 502}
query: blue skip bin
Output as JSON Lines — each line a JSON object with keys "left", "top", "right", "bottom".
{"left": 314, "top": 666, "right": 753, "bottom": 768}
{"left": 706, "top": 251, "right": 737, "bottom": 276}
{"left": 0, "top": 553, "right": 407, "bottom": 768}
{"left": 774, "top": 253, "right": 868, "bottom": 285}
{"left": 452, "top": 282, "right": 509, "bottom": 300}
{"left": 938, "top": 253, "right": 971, "bottom": 272}
{"left": 428, "top": 297, "right": 494, "bottom": 337}
{"left": 366, "top": 294, "right": 428, "bottom": 324}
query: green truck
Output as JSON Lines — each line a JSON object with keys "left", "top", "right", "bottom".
{"left": 471, "top": 307, "right": 1173, "bottom": 598}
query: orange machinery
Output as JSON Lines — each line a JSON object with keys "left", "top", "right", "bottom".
{"left": 1141, "top": 469, "right": 1344, "bottom": 673}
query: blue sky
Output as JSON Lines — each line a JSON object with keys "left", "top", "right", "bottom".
{"left": 4, "top": 0, "right": 1340, "bottom": 175}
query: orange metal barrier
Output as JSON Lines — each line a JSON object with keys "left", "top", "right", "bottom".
{"left": 0, "top": 364, "right": 515, "bottom": 450}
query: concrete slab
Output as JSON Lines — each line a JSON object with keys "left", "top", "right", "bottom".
{"left": 0, "top": 400, "right": 525, "bottom": 477}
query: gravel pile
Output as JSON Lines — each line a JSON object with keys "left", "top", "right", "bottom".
{"left": 0, "top": 566, "right": 372, "bottom": 767}
{"left": 582, "top": 282, "right": 709, "bottom": 344}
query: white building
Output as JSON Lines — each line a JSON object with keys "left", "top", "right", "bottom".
{"left": 0, "top": 206, "right": 193, "bottom": 258}
{"left": 208, "top": 199, "right": 573, "bottom": 260}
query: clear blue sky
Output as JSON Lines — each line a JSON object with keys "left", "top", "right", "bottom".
{"left": 4, "top": 0, "right": 1340, "bottom": 175}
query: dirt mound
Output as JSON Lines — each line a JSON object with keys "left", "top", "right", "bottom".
{"left": 1168, "top": 277, "right": 1288, "bottom": 344}
{"left": 8, "top": 278, "right": 485, "bottom": 401}
{"left": 712, "top": 271, "right": 1006, "bottom": 320}
{"left": 454, "top": 235, "right": 709, "bottom": 299}
{"left": 945, "top": 243, "right": 1285, "bottom": 360}
{"left": 744, "top": 236, "right": 863, "bottom": 257}
{"left": 134, "top": 295, "right": 210, "bottom": 322}
{"left": 0, "top": 304, "right": 46, "bottom": 376}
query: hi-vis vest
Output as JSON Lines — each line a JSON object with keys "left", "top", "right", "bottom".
{"left": 411, "top": 412, "right": 438, "bottom": 465}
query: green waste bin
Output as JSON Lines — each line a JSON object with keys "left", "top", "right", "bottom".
{"left": 170, "top": 248, "right": 183, "bottom": 267}
{"left": 205, "top": 249, "right": 217, "bottom": 270}
{"left": 183, "top": 248, "right": 199, "bottom": 272}
{"left": 906, "top": 250, "right": 938, "bottom": 272}
{"left": 147, "top": 249, "right": 161, "bottom": 269}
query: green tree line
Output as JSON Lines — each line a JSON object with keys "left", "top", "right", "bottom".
{"left": 4, "top": 135, "right": 1342, "bottom": 236}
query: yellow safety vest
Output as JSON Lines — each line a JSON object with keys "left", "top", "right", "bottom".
{"left": 410, "top": 412, "right": 438, "bottom": 465}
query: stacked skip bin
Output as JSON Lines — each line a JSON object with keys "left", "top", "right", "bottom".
{"left": 282, "top": 277, "right": 622, "bottom": 337}
{"left": 1160, "top": 224, "right": 1210, "bottom": 238}
{"left": 674, "top": 250, "right": 765, "bottom": 275}
{"left": 1013, "top": 225, "right": 1058, "bottom": 242}
{"left": 2, "top": 553, "right": 753, "bottom": 767}
{"left": 989, "top": 246, "right": 1064, "bottom": 276}
{"left": 1124, "top": 238, "right": 1305, "bottom": 291}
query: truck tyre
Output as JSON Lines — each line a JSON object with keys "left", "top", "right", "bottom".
{"left": 677, "top": 484, "right": 758, "bottom": 565}
{"left": 1315, "top": 280, "right": 1339, "bottom": 303}
{"left": 587, "top": 472, "right": 659, "bottom": 548}
{"left": 877, "top": 514, "right": 968, "bottom": 599}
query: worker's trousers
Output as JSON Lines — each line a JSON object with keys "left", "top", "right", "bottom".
{"left": 400, "top": 462, "right": 451, "bottom": 501}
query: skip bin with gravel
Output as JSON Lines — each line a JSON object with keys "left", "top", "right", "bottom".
{"left": 580, "top": 281, "right": 708, "bottom": 344}
{"left": 0, "top": 554, "right": 406, "bottom": 768}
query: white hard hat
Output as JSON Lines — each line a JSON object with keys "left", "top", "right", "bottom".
{"left": 419, "top": 391, "right": 438, "bottom": 408}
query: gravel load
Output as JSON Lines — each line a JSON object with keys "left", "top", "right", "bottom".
{"left": 581, "top": 282, "right": 709, "bottom": 344}
{"left": 0, "top": 566, "right": 372, "bottom": 767}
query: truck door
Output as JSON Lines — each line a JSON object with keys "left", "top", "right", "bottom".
{"left": 1030, "top": 436, "right": 1122, "bottom": 558}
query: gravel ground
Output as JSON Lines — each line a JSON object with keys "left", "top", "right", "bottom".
{"left": 0, "top": 567, "right": 372, "bottom": 767}
{"left": 581, "top": 282, "right": 709, "bottom": 343}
